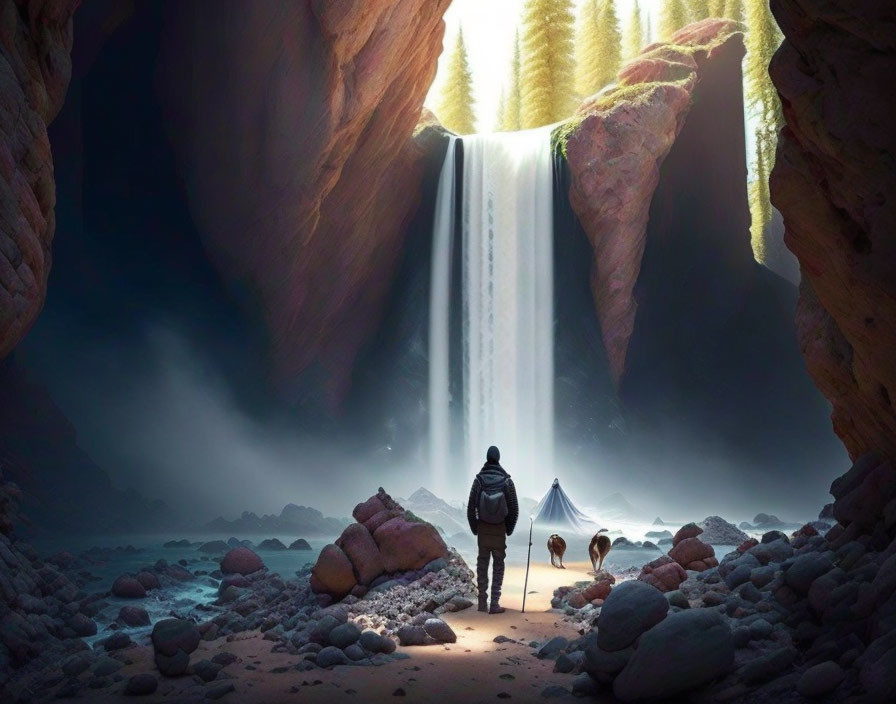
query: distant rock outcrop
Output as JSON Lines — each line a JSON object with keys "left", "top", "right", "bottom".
{"left": 310, "top": 488, "right": 449, "bottom": 600}
{"left": 697, "top": 516, "right": 750, "bottom": 545}
{"left": 398, "top": 487, "right": 469, "bottom": 536}
{"left": 204, "top": 504, "right": 347, "bottom": 537}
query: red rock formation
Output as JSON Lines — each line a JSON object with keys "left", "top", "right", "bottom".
{"left": 311, "top": 488, "right": 448, "bottom": 599}
{"left": 769, "top": 0, "right": 896, "bottom": 462}
{"left": 156, "top": 0, "right": 452, "bottom": 403}
{"left": 0, "top": 0, "right": 78, "bottom": 358}
{"left": 563, "top": 19, "right": 745, "bottom": 386}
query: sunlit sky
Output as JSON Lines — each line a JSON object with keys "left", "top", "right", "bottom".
{"left": 425, "top": 0, "right": 667, "bottom": 133}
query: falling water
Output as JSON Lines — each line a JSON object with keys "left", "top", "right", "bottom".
{"left": 428, "top": 136, "right": 457, "bottom": 500}
{"left": 429, "top": 127, "right": 555, "bottom": 498}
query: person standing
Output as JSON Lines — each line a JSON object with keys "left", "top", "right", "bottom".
{"left": 466, "top": 445, "right": 519, "bottom": 613}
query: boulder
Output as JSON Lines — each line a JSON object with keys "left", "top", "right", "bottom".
{"left": 220, "top": 547, "right": 264, "bottom": 575}
{"left": 798, "top": 661, "right": 844, "bottom": 698}
{"left": 422, "top": 618, "right": 456, "bottom": 643}
{"left": 737, "top": 538, "right": 758, "bottom": 553}
{"left": 316, "top": 646, "right": 349, "bottom": 668}
{"left": 761, "top": 530, "right": 789, "bottom": 544}
{"left": 672, "top": 523, "right": 703, "bottom": 546}
{"left": 118, "top": 606, "right": 150, "bottom": 627}
{"left": 612, "top": 609, "right": 734, "bottom": 701}
{"left": 373, "top": 516, "right": 448, "bottom": 573}
{"left": 135, "top": 571, "right": 161, "bottom": 590}
{"left": 639, "top": 559, "right": 687, "bottom": 592}
{"left": 151, "top": 619, "right": 201, "bottom": 657}
{"left": 111, "top": 576, "right": 146, "bottom": 599}
{"left": 310, "top": 544, "right": 357, "bottom": 599}
{"left": 785, "top": 553, "right": 834, "bottom": 594}
{"left": 363, "top": 509, "right": 398, "bottom": 533}
{"left": 68, "top": 613, "right": 97, "bottom": 637}
{"left": 583, "top": 579, "right": 614, "bottom": 601}
{"left": 336, "top": 523, "right": 384, "bottom": 586}
{"left": 668, "top": 537, "right": 715, "bottom": 567}
{"left": 328, "top": 622, "right": 361, "bottom": 649}
{"left": 597, "top": 580, "right": 669, "bottom": 652}
{"left": 124, "top": 673, "right": 158, "bottom": 695}
{"left": 353, "top": 496, "right": 388, "bottom": 524}
{"left": 154, "top": 649, "right": 189, "bottom": 677}
{"left": 397, "top": 624, "right": 427, "bottom": 646}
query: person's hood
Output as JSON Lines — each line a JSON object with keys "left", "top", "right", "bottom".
{"left": 478, "top": 463, "right": 510, "bottom": 481}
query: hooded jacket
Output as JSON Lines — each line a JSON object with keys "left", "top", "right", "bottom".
{"left": 467, "top": 461, "right": 519, "bottom": 536}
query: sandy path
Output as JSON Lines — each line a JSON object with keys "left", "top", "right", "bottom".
{"left": 82, "top": 562, "right": 608, "bottom": 703}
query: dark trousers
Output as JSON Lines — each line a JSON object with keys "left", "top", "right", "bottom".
{"left": 476, "top": 520, "right": 506, "bottom": 603}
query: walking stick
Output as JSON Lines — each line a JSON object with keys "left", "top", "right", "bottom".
{"left": 521, "top": 516, "right": 534, "bottom": 613}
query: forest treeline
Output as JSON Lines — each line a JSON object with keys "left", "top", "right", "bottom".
{"left": 434, "top": 0, "right": 783, "bottom": 271}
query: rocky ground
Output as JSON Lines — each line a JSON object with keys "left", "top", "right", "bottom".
{"left": 3, "top": 457, "right": 896, "bottom": 702}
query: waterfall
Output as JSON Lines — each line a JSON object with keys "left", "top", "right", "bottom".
{"left": 428, "top": 135, "right": 457, "bottom": 500}
{"left": 429, "top": 127, "right": 554, "bottom": 499}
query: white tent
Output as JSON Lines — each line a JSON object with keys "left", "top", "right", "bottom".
{"left": 532, "top": 478, "right": 595, "bottom": 533}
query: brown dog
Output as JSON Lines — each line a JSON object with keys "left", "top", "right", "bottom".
{"left": 548, "top": 534, "right": 566, "bottom": 569}
{"left": 589, "top": 529, "right": 611, "bottom": 573}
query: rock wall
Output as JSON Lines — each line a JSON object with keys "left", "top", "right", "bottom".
{"left": 769, "top": 0, "right": 896, "bottom": 463}
{"left": 156, "top": 0, "right": 452, "bottom": 404}
{"left": 562, "top": 19, "right": 746, "bottom": 386}
{"left": 0, "top": 0, "right": 78, "bottom": 358}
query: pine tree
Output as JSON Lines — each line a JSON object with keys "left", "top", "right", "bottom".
{"left": 437, "top": 27, "right": 476, "bottom": 135}
{"left": 725, "top": 0, "right": 744, "bottom": 21}
{"left": 503, "top": 29, "right": 522, "bottom": 131}
{"left": 575, "top": 0, "right": 622, "bottom": 99}
{"left": 745, "top": 0, "right": 784, "bottom": 264}
{"left": 659, "top": 0, "right": 688, "bottom": 40}
{"left": 749, "top": 130, "right": 771, "bottom": 263}
{"left": 495, "top": 88, "right": 507, "bottom": 132}
{"left": 687, "top": 0, "right": 712, "bottom": 22}
{"left": 623, "top": 0, "right": 644, "bottom": 61}
{"left": 575, "top": 0, "right": 600, "bottom": 97}
{"left": 520, "top": 0, "right": 577, "bottom": 128}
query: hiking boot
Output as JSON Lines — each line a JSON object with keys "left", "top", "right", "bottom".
{"left": 489, "top": 602, "right": 506, "bottom": 614}
{"left": 478, "top": 597, "right": 488, "bottom": 613}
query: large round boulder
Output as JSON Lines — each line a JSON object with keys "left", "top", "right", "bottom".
{"left": 135, "top": 571, "right": 161, "bottom": 591}
{"left": 111, "top": 575, "right": 146, "bottom": 599}
{"left": 668, "top": 537, "right": 715, "bottom": 567}
{"left": 596, "top": 580, "right": 669, "bottom": 652}
{"left": 672, "top": 523, "right": 703, "bottom": 546}
{"left": 639, "top": 560, "right": 687, "bottom": 593}
{"left": 785, "top": 553, "right": 834, "bottom": 594}
{"left": 220, "top": 547, "right": 264, "bottom": 575}
{"left": 151, "top": 618, "right": 201, "bottom": 657}
{"left": 612, "top": 609, "right": 734, "bottom": 701}
{"left": 336, "top": 523, "right": 384, "bottom": 586}
{"left": 353, "top": 496, "right": 387, "bottom": 524}
{"left": 310, "top": 544, "right": 357, "bottom": 599}
{"left": 373, "top": 516, "right": 448, "bottom": 573}
{"left": 118, "top": 606, "right": 150, "bottom": 627}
